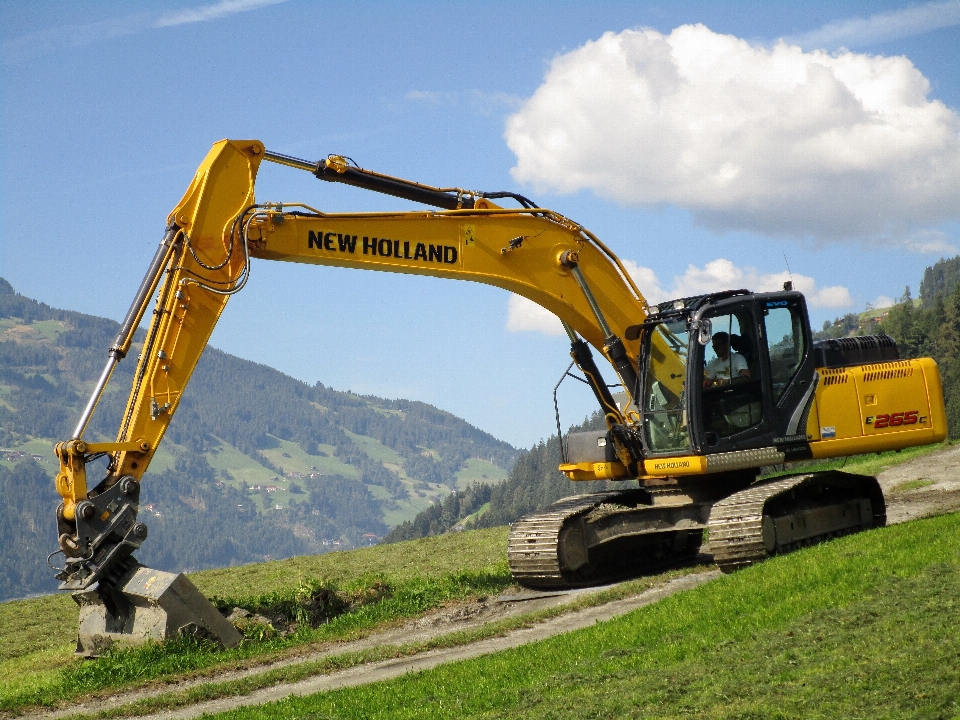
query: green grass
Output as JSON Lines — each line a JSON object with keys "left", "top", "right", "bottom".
{"left": 190, "top": 527, "right": 509, "bottom": 597}
{"left": 890, "top": 478, "right": 937, "bottom": 494}
{"left": 344, "top": 430, "right": 404, "bottom": 465}
{"left": 0, "top": 528, "right": 511, "bottom": 713}
{"left": 2, "top": 569, "right": 512, "bottom": 713}
{"left": 3, "top": 444, "right": 954, "bottom": 716}
{"left": 258, "top": 436, "right": 358, "bottom": 480}
{"left": 211, "top": 512, "right": 960, "bottom": 720}
{"left": 454, "top": 458, "right": 508, "bottom": 489}
{"left": 204, "top": 437, "right": 279, "bottom": 488}
{"left": 42, "top": 568, "right": 705, "bottom": 720}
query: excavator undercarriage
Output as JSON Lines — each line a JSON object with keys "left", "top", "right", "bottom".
{"left": 508, "top": 471, "right": 886, "bottom": 587}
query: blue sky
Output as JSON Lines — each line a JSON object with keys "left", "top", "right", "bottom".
{"left": 2, "top": 1, "right": 959, "bottom": 448}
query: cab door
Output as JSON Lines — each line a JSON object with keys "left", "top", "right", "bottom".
{"left": 689, "top": 292, "right": 815, "bottom": 455}
{"left": 692, "top": 301, "right": 767, "bottom": 452}
{"left": 758, "top": 294, "right": 816, "bottom": 446}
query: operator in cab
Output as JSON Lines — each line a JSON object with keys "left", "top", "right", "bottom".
{"left": 704, "top": 331, "right": 750, "bottom": 386}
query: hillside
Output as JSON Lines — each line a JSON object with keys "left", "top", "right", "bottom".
{"left": 0, "top": 278, "right": 516, "bottom": 600}
{"left": 1, "top": 441, "right": 958, "bottom": 718}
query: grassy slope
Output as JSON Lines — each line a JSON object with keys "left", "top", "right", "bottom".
{"left": 0, "top": 528, "right": 510, "bottom": 711}
{"left": 1, "top": 445, "right": 953, "bottom": 714}
{"left": 217, "top": 512, "right": 960, "bottom": 720}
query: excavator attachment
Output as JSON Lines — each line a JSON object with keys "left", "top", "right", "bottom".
{"left": 73, "top": 562, "right": 241, "bottom": 657}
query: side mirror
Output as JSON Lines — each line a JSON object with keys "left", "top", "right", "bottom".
{"left": 698, "top": 318, "right": 712, "bottom": 346}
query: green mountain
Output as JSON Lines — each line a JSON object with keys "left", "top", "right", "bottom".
{"left": 0, "top": 278, "right": 515, "bottom": 600}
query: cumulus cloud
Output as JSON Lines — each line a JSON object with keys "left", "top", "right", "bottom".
{"left": 659, "top": 258, "right": 853, "bottom": 309}
{"left": 789, "top": 1, "right": 960, "bottom": 50}
{"left": 505, "top": 24, "right": 960, "bottom": 243}
{"left": 506, "top": 257, "right": 853, "bottom": 336}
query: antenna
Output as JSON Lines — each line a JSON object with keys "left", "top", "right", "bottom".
{"left": 782, "top": 250, "right": 795, "bottom": 292}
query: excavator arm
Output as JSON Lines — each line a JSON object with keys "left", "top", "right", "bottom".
{"left": 53, "top": 139, "right": 655, "bottom": 594}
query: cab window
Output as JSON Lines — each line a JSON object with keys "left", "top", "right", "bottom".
{"left": 700, "top": 312, "right": 763, "bottom": 443}
{"left": 763, "top": 304, "right": 806, "bottom": 402}
{"left": 642, "top": 319, "right": 691, "bottom": 454}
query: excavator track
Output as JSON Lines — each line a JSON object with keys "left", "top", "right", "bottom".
{"left": 508, "top": 489, "right": 707, "bottom": 588}
{"left": 708, "top": 471, "right": 885, "bottom": 573}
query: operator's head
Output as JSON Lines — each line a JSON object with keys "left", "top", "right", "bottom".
{"left": 712, "top": 331, "right": 730, "bottom": 359}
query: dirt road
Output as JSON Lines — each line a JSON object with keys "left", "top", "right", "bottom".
{"left": 29, "top": 444, "right": 960, "bottom": 720}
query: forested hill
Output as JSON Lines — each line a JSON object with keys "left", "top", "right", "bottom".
{"left": 0, "top": 277, "right": 516, "bottom": 600}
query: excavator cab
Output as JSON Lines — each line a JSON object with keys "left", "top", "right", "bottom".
{"left": 640, "top": 289, "right": 816, "bottom": 460}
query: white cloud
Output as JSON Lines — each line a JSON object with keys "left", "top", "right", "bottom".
{"left": 505, "top": 24, "right": 960, "bottom": 243}
{"left": 506, "top": 295, "right": 566, "bottom": 336}
{"left": 2, "top": 1, "right": 286, "bottom": 58}
{"left": 898, "top": 228, "right": 959, "bottom": 255}
{"left": 154, "top": 0, "right": 286, "bottom": 28}
{"left": 656, "top": 258, "right": 853, "bottom": 309}
{"left": 620, "top": 260, "right": 667, "bottom": 304}
{"left": 506, "top": 257, "right": 853, "bottom": 336}
{"left": 790, "top": 1, "right": 960, "bottom": 49}
{"left": 870, "top": 295, "right": 896, "bottom": 309}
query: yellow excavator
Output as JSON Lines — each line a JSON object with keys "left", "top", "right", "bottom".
{"left": 53, "top": 139, "right": 947, "bottom": 654}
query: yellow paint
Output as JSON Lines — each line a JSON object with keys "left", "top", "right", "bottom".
{"left": 809, "top": 357, "right": 947, "bottom": 460}
{"left": 559, "top": 461, "right": 629, "bottom": 481}
{"left": 642, "top": 455, "right": 708, "bottom": 476}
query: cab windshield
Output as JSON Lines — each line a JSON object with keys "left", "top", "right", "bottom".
{"left": 642, "top": 319, "right": 691, "bottom": 454}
